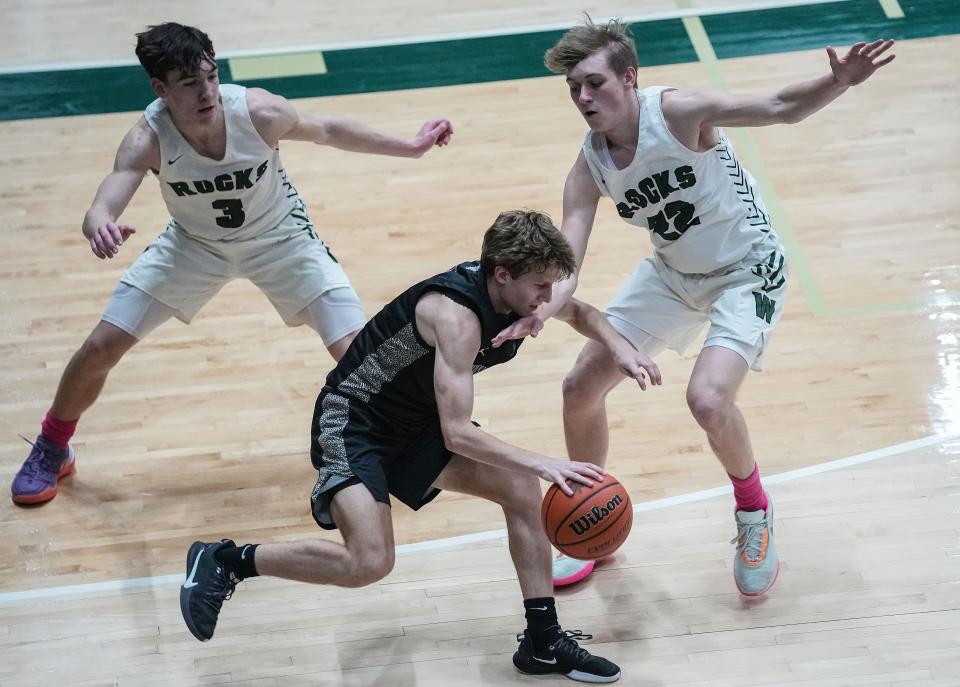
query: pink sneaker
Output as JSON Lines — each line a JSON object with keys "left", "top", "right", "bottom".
{"left": 553, "top": 554, "right": 595, "bottom": 587}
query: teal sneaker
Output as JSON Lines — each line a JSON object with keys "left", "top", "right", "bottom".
{"left": 553, "top": 553, "right": 595, "bottom": 587}
{"left": 731, "top": 493, "right": 779, "bottom": 596}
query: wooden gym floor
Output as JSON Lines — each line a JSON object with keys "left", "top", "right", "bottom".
{"left": 0, "top": 1, "right": 958, "bottom": 684}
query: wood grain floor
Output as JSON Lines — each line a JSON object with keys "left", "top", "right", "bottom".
{"left": 1, "top": 2, "right": 958, "bottom": 684}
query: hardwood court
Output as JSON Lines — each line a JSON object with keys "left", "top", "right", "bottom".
{"left": 1, "top": 1, "right": 958, "bottom": 684}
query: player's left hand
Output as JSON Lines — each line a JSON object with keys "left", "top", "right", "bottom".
{"left": 612, "top": 347, "right": 662, "bottom": 390}
{"left": 537, "top": 458, "right": 605, "bottom": 496}
{"left": 490, "top": 314, "right": 544, "bottom": 348}
{"left": 827, "top": 39, "right": 896, "bottom": 86}
{"left": 409, "top": 118, "right": 454, "bottom": 156}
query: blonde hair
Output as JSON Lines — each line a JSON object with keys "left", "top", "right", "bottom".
{"left": 480, "top": 210, "right": 576, "bottom": 279}
{"left": 544, "top": 16, "right": 637, "bottom": 75}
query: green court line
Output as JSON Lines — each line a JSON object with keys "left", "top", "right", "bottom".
{"left": 701, "top": 0, "right": 959, "bottom": 60}
{"left": 1, "top": 0, "right": 957, "bottom": 121}
{"left": 0, "top": 1, "right": 957, "bottom": 318}
{"left": 228, "top": 52, "right": 328, "bottom": 80}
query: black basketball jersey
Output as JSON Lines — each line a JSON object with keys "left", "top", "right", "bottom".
{"left": 319, "top": 261, "right": 525, "bottom": 435}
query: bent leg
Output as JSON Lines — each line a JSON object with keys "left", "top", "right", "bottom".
{"left": 433, "top": 455, "right": 549, "bottom": 599}
{"left": 255, "top": 481, "right": 395, "bottom": 587}
{"left": 13, "top": 286, "right": 175, "bottom": 504}
{"left": 562, "top": 339, "right": 630, "bottom": 467}
{"left": 49, "top": 320, "right": 139, "bottom": 420}
{"left": 435, "top": 457, "right": 623, "bottom": 682}
{"left": 50, "top": 283, "right": 177, "bottom": 420}
{"left": 181, "top": 483, "right": 392, "bottom": 641}
{"left": 686, "top": 345, "right": 753, "bottom": 478}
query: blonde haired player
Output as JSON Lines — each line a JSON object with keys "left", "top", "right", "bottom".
{"left": 493, "top": 17, "right": 895, "bottom": 593}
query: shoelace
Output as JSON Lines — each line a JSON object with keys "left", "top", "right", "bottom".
{"left": 731, "top": 520, "right": 767, "bottom": 561}
{"left": 515, "top": 629, "right": 596, "bottom": 662}
{"left": 549, "top": 630, "right": 595, "bottom": 663}
{"left": 17, "top": 434, "right": 63, "bottom": 478}
{"left": 203, "top": 566, "right": 239, "bottom": 607}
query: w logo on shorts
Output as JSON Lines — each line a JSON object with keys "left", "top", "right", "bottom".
{"left": 750, "top": 249, "right": 785, "bottom": 323}
{"left": 752, "top": 292, "right": 777, "bottom": 323}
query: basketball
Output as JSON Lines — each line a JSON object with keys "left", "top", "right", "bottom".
{"left": 540, "top": 474, "right": 633, "bottom": 560}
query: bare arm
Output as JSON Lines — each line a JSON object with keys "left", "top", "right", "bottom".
{"left": 418, "top": 292, "right": 603, "bottom": 494}
{"left": 554, "top": 297, "right": 662, "bottom": 389}
{"left": 662, "top": 39, "right": 896, "bottom": 147}
{"left": 83, "top": 117, "right": 158, "bottom": 259}
{"left": 491, "top": 152, "right": 601, "bottom": 346}
{"left": 549, "top": 151, "right": 602, "bottom": 312}
{"left": 247, "top": 88, "right": 453, "bottom": 157}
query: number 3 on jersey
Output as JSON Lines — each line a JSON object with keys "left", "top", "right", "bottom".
{"left": 212, "top": 198, "right": 246, "bottom": 228}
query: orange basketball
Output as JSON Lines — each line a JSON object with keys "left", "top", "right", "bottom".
{"left": 540, "top": 474, "right": 633, "bottom": 560}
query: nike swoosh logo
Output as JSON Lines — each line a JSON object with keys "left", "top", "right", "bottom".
{"left": 241, "top": 545, "right": 251, "bottom": 560}
{"left": 168, "top": 154, "right": 184, "bottom": 165}
{"left": 532, "top": 656, "right": 558, "bottom": 665}
{"left": 529, "top": 606, "right": 548, "bottom": 611}
{"left": 183, "top": 549, "right": 203, "bottom": 589}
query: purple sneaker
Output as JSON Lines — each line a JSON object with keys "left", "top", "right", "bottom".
{"left": 11, "top": 435, "right": 76, "bottom": 505}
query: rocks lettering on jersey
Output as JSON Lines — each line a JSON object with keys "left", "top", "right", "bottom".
{"left": 167, "top": 160, "right": 270, "bottom": 197}
{"left": 615, "top": 165, "right": 697, "bottom": 218}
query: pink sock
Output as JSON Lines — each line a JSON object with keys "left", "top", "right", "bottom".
{"left": 41, "top": 410, "right": 78, "bottom": 449}
{"left": 729, "top": 465, "right": 768, "bottom": 513}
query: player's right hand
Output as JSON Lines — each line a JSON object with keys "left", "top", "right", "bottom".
{"left": 90, "top": 222, "right": 136, "bottom": 259}
{"left": 611, "top": 347, "right": 662, "bottom": 390}
{"left": 538, "top": 459, "right": 605, "bottom": 496}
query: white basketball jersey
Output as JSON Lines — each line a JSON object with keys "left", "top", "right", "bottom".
{"left": 144, "top": 84, "right": 297, "bottom": 241}
{"left": 582, "top": 86, "right": 778, "bottom": 274}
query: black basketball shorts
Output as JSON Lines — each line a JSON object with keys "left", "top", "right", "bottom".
{"left": 309, "top": 391, "right": 453, "bottom": 530}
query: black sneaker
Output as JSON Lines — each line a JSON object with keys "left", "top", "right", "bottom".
{"left": 513, "top": 628, "right": 621, "bottom": 683}
{"left": 180, "top": 540, "right": 239, "bottom": 641}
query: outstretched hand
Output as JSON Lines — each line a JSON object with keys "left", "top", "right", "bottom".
{"left": 827, "top": 39, "right": 895, "bottom": 86}
{"left": 491, "top": 314, "right": 544, "bottom": 348}
{"left": 410, "top": 118, "right": 454, "bottom": 157}
{"left": 89, "top": 222, "right": 136, "bottom": 259}
{"left": 612, "top": 347, "right": 662, "bottom": 390}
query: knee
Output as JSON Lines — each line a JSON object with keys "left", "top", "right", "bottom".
{"left": 686, "top": 383, "right": 731, "bottom": 431}
{"left": 76, "top": 330, "right": 129, "bottom": 370}
{"left": 562, "top": 366, "right": 604, "bottom": 410}
{"left": 500, "top": 474, "right": 543, "bottom": 514}
{"left": 349, "top": 546, "right": 395, "bottom": 587}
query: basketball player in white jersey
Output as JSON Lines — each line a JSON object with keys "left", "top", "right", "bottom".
{"left": 11, "top": 22, "right": 453, "bottom": 506}
{"left": 493, "top": 18, "right": 895, "bottom": 593}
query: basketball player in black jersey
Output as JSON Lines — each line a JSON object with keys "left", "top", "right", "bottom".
{"left": 179, "top": 210, "right": 660, "bottom": 682}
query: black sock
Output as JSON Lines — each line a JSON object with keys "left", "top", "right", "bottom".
{"left": 524, "top": 597, "right": 560, "bottom": 651}
{"left": 215, "top": 543, "right": 260, "bottom": 580}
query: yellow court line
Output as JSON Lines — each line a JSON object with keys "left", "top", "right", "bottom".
{"left": 228, "top": 52, "right": 328, "bottom": 80}
{"left": 680, "top": 15, "right": 720, "bottom": 68}
{"left": 678, "top": 12, "right": 829, "bottom": 314}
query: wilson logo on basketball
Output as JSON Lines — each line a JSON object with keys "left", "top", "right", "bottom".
{"left": 568, "top": 494, "right": 624, "bottom": 536}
